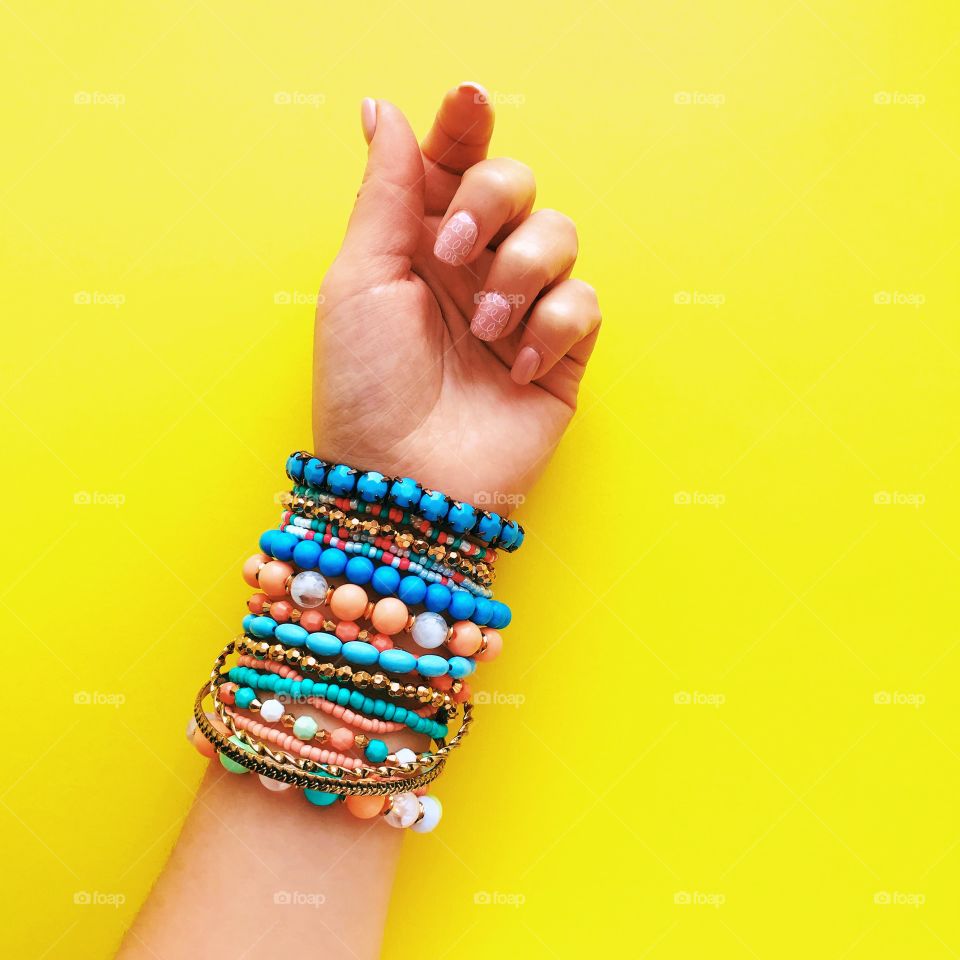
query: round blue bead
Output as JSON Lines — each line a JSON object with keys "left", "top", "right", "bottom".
{"left": 270, "top": 531, "right": 298, "bottom": 561}
{"left": 306, "top": 633, "right": 342, "bottom": 657}
{"left": 475, "top": 512, "right": 503, "bottom": 543}
{"left": 258, "top": 529, "right": 276, "bottom": 554}
{"left": 446, "top": 501, "right": 477, "bottom": 534}
{"left": 302, "top": 457, "right": 327, "bottom": 488}
{"left": 448, "top": 590, "right": 475, "bottom": 621}
{"left": 498, "top": 520, "right": 520, "bottom": 549}
{"left": 241, "top": 613, "right": 256, "bottom": 634}
{"left": 393, "top": 707, "right": 407, "bottom": 723}
{"left": 292, "top": 539, "right": 321, "bottom": 570}
{"left": 371, "top": 565, "right": 400, "bottom": 597}
{"left": 336, "top": 688, "right": 351, "bottom": 706}
{"left": 249, "top": 615, "right": 277, "bottom": 638}
{"left": 383, "top": 704, "right": 396, "bottom": 720}
{"left": 356, "top": 470, "right": 389, "bottom": 503}
{"left": 275, "top": 623, "right": 308, "bottom": 646}
{"left": 304, "top": 786, "right": 339, "bottom": 807}
{"left": 472, "top": 598, "right": 493, "bottom": 625}
{"left": 235, "top": 687, "right": 256, "bottom": 709}
{"left": 341, "top": 641, "right": 379, "bottom": 666}
{"left": 417, "top": 654, "right": 449, "bottom": 678}
{"left": 318, "top": 547, "right": 347, "bottom": 577}
{"left": 349, "top": 691, "right": 365, "bottom": 711}
{"left": 419, "top": 490, "right": 449, "bottom": 522}
{"left": 326, "top": 463, "right": 357, "bottom": 496}
{"left": 372, "top": 699, "right": 386, "bottom": 716}
{"left": 397, "top": 575, "right": 427, "bottom": 606}
{"left": 447, "top": 656, "right": 473, "bottom": 679}
{"left": 345, "top": 555, "right": 374, "bottom": 585}
{"left": 286, "top": 453, "right": 305, "bottom": 482}
{"left": 489, "top": 601, "right": 512, "bottom": 629}
{"left": 364, "top": 739, "right": 388, "bottom": 763}
{"left": 425, "top": 583, "right": 451, "bottom": 613}
{"left": 379, "top": 649, "right": 417, "bottom": 674}
{"left": 390, "top": 477, "right": 422, "bottom": 509}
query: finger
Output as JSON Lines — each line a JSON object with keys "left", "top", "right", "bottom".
{"left": 432, "top": 158, "right": 536, "bottom": 268}
{"left": 338, "top": 98, "right": 425, "bottom": 284}
{"left": 509, "top": 279, "right": 601, "bottom": 385}
{"left": 421, "top": 82, "right": 495, "bottom": 212}
{"left": 467, "top": 209, "right": 577, "bottom": 341}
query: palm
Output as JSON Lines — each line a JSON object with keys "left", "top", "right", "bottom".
{"left": 313, "top": 88, "right": 598, "bottom": 505}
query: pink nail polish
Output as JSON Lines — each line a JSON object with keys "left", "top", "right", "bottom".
{"left": 360, "top": 98, "right": 377, "bottom": 144}
{"left": 471, "top": 291, "right": 511, "bottom": 341}
{"left": 511, "top": 346, "right": 541, "bottom": 385}
{"left": 433, "top": 211, "right": 478, "bottom": 265}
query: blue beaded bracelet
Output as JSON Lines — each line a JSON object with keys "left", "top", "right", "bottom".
{"left": 241, "top": 615, "right": 476, "bottom": 680}
{"left": 259, "top": 528, "right": 512, "bottom": 629}
{"left": 225, "top": 666, "right": 450, "bottom": 740}
{"left": 285, "top": 451, "right": 525, "bottom": 551}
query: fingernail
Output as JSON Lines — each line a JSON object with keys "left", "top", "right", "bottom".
{"left": 360, "top": 98, "right": 377, "bottom": 144}
{"left": 511, "top": 346, "right": 541, "bottom": 385}
{"left": 458, "top": 80, "right": 489, "bottom": 103}
{"left": 434, "top": 211, "right": 478, "bottom": 265}
{"left": 470, "top": 291, "right": 511, "bottom": 341}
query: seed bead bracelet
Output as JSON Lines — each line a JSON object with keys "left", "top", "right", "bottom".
{"left": 232, "top": 655, "right": 437, "bottom": 734}
{"left": 280, "top": 511, "right": 496, "bottom": 585}
{"left": 285, "top": 451, "right": 525, "bottom": 550}
{"left": 281, "top": 497, "right": 499, "bottom": 566}
{"left": 276, "top": 521, "right": 493, "bottom": 594}
{"left": 234, "top": 635, "right": 471, "bottom": 709}
{"left": 250, "top": 538, "right": 512, "bottom": 628}
{"left": 283, "top": 492, "right": 500, "bottom": 562}
{"left": 222, "top": 668, "right": 450, "bottom": 740}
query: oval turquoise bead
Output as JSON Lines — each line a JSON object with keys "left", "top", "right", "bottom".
{"left": 336, "top": 688, "right": 351, "bottom": 706}
{"left": 306, "top": 633, "right": 342, "bottom": 657}
{"left": 341, "top": 641, "right": 379, "bottom": 666}
{"left": 304, "top": 787, "right": 339, "bottom": 807}
{"left": 378, "top": 649, "right": 417, "bottom": 674}
{"left": 348, "top": 691, "right": 365, "bottom": 711}
{"left": 447, "top": 656, "right": 472, "bottom": 679}
{"left": 249, "top": 616, "right": 276, "bottom": 638}
{"left": 417, "top": 655, "right": 449, "bottom": 678}
{"left": 275, "top": 623, "right": 308, "bottom": 646}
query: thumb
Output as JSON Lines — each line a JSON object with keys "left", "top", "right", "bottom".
{"left": 338, "top": 98, "right": 425, "bottom": 283}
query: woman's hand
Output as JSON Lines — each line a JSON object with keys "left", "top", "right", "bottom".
{"left": 313, "top": 83, "right": 601, "bottom": 505}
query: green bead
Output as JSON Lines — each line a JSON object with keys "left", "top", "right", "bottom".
{"left": 218, "top": 735, "right": 251, "bottom": 775}
{"left": 293, "top": 716, "right": 318, "bottom": 741}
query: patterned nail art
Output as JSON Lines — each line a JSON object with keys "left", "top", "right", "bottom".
{"left": 471, "top": 291, "right": 511, "bottom": 341}
{"left": 434, "top": 211, "right": 478, "bottom": 266}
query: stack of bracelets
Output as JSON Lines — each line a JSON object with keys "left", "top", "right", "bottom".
{"left": 187, "top": 451, "right": 524, "bottom": 832}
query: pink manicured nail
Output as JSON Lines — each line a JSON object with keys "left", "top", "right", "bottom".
{"left": 434, "top": 211, "right": 478, "bottom": 265}
{"left": 511, "top": 346, "right": 541, "bottom": 385}
{"left": 458, "top": 80, "right": 490, "bottom": 104}
{"left": 470, "top": 291, "right": 511, "bottom": 341}
{"left": 360, "top": 98, "right": 377, "bottom": 144}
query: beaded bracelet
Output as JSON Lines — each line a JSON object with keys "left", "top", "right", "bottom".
{"left": 223, "top": 667, "right": 450, "bottom": 740}
{"left": 285, "top": 452, "right": 525, "bottom": 550}
{"left": 251, "top": 537, "right": 512, "bottom": 628}
{"left": 280, "top": 506, "right": 497, "bottom": 577}
{"left": 283, "top": 491, "right": 500, "bottom": 562}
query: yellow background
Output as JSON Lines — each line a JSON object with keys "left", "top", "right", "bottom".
{"left": 3, "top": 1, "right": 960, "bottom": 956}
